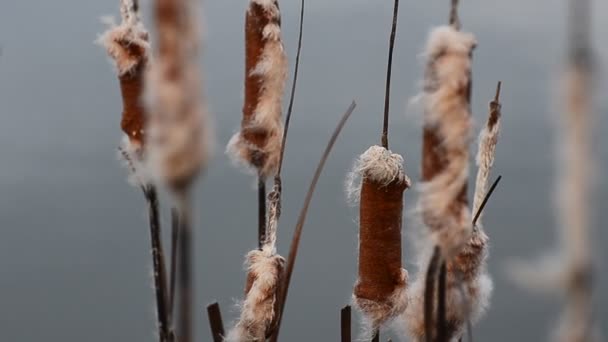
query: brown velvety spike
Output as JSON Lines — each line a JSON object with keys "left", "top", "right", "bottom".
{"left": 119, "top": 60, "right": 147, "bottom": 147}
{"left": 355, "top": 177, "right": 407, "bottom": 302}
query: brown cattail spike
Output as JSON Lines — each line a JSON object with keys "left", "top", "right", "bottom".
{"left": 99, "top": 1, "right": 150, "bottom": 150}
{"left": 228, "top": 0, "right": 287, "bottom": 178}
{"left": 349, "top": 146, "right": 411, "bottom": 330}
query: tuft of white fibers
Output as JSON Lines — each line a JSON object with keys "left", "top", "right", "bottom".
{"left": 419, "top": 25, "right": 475, "bottom": 257}
{"left": 227, "top": 0, "right": 287, "bottom": 178}
{"left": 118, "top": 135, "right": 150, "bottom": 187}
{"left": 98, "top": 0, "right": 150, "bottom": 76}
{"left": 353, "top": 269, "right": 409, "bottom": 338}
{"left": 146, "top": 0, "right": 209, "bottom": 192}
{"left": 346, "top": 145, "right": 411, "bottom": 204}
{"left": 225, "top": 247, "right": 284, "bottom": 342}
{"left": 400, "top": 265, "right": 493, "bottom": 342}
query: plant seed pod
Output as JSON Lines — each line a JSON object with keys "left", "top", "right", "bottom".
{"left": 348, "top": 145, "right": 410, "bottom": 330}
{"left": 226, "top": 248, "right": 285, "bottom": 342}
{"left": 227, "top": 0, "right": 287, "bottom": 178}
{"left": 147, "top": 0, "right": 208, "bottom": 192}
{"left": 419, "top": 25, "right": 475, "bottom": 258}
{"left": 99, "top": 1, "right": 150, "bottom": 151}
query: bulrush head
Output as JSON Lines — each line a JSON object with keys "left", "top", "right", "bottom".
{"left": 147, "top": 0, "right": 208, "bottom": 192}
{"left": 227, "top": 0, "right": 287, "bottom": 178}
{"left": 348, "top": 145, "right": 411, "bottom": 333}
{"left": 99, "top": 0, "right": 150, "bottom": 152}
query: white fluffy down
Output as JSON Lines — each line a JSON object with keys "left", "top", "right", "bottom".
{"left": 98, "top": 19, "right": 149, "bottom": 76}
{"left": 346, "top": 145, "right": 411, "bottom": 204}
{"left": 225, "top": 248, "right": 284, "bottom": 342}
{"left": 419, "top": 25, "right": 475, "bottom": 257}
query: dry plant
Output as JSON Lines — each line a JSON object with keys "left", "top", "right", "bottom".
{"left": 511, "top": 1, "right": 595, "bottom": 341}
{"left": 98, "top": 1, "right": 172, "bottom": 341}
{"left": 226, "top": 0, "right": 304, "bottom": 340}
{"left": 344, "top": 0, "right": 411, "bottom": 338}
{"left": 227, "top": 0, "right": 289, "bottom": 249}
{"left": 147, "top": 0, "right": 209, "bottom": 341}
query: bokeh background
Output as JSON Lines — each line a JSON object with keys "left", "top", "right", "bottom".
{"left": 0, "top": 0, "right": 606, "bottom": 341}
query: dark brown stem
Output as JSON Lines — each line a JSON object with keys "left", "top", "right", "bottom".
{"left": 372, "top": 331, "right": 380, "bottom": 342}
{"left": 473, "top": 175, "right": 502, "bottom": 226}
{"left": 207, "top": 302, "right": 225, "bottom": 342}
{"left": 143, "top": 186, "right": 170, "bottom": 342}
{"left": 176, "top": 195, "right": 193, "bottom": 342}
{"left": 436, "top": 262, "right": 448, "bottom": 342}
{"left": 341, "top": 306, "right": 352, "bottom": 342}
{"left": 169, "top": 207, "right": 180, "bottom": 321}
{"left": 381, "top": 0, "right": 399, "bottom": 150}
{"left": 258, "top": 176, "right": 266, "bottom": 249}
{"left": 449, "top": 0, "right": 460, "bottom": 29}
{"left": 424, "top": 246, "right": 441, "bottom": 342}
{"left": 276, "top": 0, "right": 305, "bottom": 176}
{"left": 270, "top": 101, "right": 357, "bottom": 342}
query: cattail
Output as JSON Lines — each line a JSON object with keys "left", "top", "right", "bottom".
{"left": 99, "top": 0, "right": 150, "bottom": 177}
{"left": 227, "top": 0, "right": 287, "bottom": 178}
{"left": 555, "top": 0, "right": 594, "bottom": 340}
{"left": 147, "top": 0, "right": 208, "bottom": 192}
{"left": 348, "top": 146, "right": 410, "bottom": 331}
{"left": 403, "top": 24, "right": 476, "bottom": 341}
{"left": 419, "top": 25, "right": 475, "bottom": 257}
{"left": 226, "top": 247, "right": 285, "bottom": 342}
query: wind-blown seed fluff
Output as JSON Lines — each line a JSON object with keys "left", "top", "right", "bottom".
{"left": 402, "top": 25, "right": 477, "bottom": 341}
{"left": 226, "top": 247, "right": 285, "bottom": 342}
{"left": 347, "top": 145, "right": 411, "bottom": 332}
{"left": 419, "top": 25, "right": 475, "bottom": 257}
{"left": 99, "top": 0, "right": 150, "bottom": 153}
{"left": 227, "top": 0, "right": 287, "bottom": 178}
{"left": 147, "top": 0, "right": 208, "bottom": 191}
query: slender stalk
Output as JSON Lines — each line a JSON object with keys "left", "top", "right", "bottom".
{"left": 258, "top": 176, "right": 267, "bottom": 249}
{"left": 169, "top": 207, "right": 180, "bottom": 320}
{"left": 176, "top": 195, "right": 193, "bottom": 342}
{"left": 424, "top": 246, "right": 441, "bottom": 342}
{"left": 207, "top": 302, "right": 226, "bottom": 342}
{"left": 372, "top": 331, "right": 380, "bottom": 342}
{"left": 437, "top": 262, "right": 448, "bottom": 342}
{"left": 276, "top": 0, "right": 305, "bottom": 176}
{"left": 143, "top": 186, "right": 170, "bottom": 342}
{"left": 473, "top": 176, "right": 502, "bottom": 226}
{"left": 270, "top": 101, "right": 357, "bottom": 342}
{"left": 449, "top": 0, "right": 460, "bottom": 30}
{"left": 381, "top": 0, "right": 399, "bottom": 149}
{"left": 341, "top": 306, "right": 352, "bottom": 342}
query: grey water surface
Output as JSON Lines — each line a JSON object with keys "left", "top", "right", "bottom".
{"left": 0, "top": 0, "right": 607, "bottom": 341}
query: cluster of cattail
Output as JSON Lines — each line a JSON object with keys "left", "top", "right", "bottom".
{"left": 100, "top": 0, "right": 207, "bottom": 341}
{"left": 226, "top": 0, "right": 288, "bottom": 340}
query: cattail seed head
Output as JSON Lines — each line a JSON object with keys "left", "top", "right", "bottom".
{"left": 226, "top": 248, "right": 285, "bottom": 342}
{"left": 420, "top": 25, "right": 475, "bottom": 258}
{"left": 227, "top": 0, "right": 287, "bottom": 178}
{"left": 99, "top": 4, "right": 150, "bottom": 151}
{"left": 147, "top": 0, "right": 208, "bottom": 192}
{"left": 348, "top": 146, "right": 411, "bottom": 330}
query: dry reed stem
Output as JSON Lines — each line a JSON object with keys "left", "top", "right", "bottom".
{"left": 270, "top": 101, "right": 357, "bottom": 342}
{"left": 148, "top": 0, "right": 208, "bottom": 192}
{"left": 228, "top": 0, "right": 287, "bottom": 178}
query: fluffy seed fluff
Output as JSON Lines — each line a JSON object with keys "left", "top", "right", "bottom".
{"left": 354, "top": 269, "right": 409, "bottom": 338}
{"left": 227, "top": 0, "right": 287, "bottom": 178}
{"left": 419, "top": 25, "right": 475, "bottom": 257}
{"left": 226, "top": 247, "right": 284, "bottom": 342}
{"left": 401, "top": 265, "right": 492, "bottom": 342}
{"left": 98, "top": 7, "right": 150, "bottom": 77}
{"left": 346, "top": 145, "right": 411, "bottom": 203}
{"left": 147, "top": 0, "right": 208, "bottom": 191}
